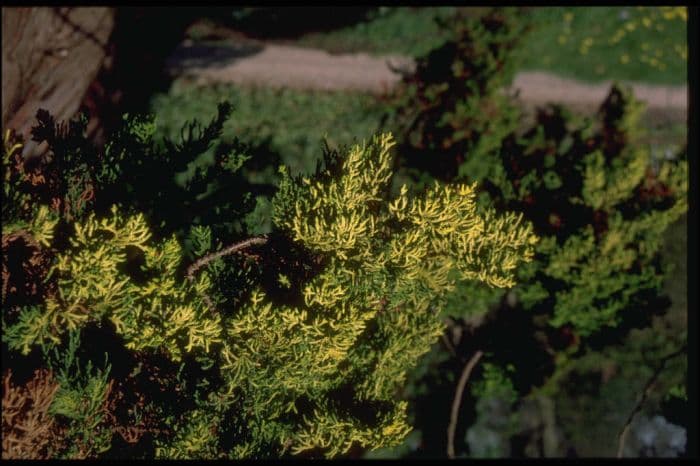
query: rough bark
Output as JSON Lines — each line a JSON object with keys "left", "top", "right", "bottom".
{"left": 2, "top": 7, "right": 115, "bottom": 157}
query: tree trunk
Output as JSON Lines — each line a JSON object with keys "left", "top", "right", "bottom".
{"left": 1, "top": 7, "right": 115, "bottom": 157}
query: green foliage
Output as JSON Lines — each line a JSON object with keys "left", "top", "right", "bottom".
{"left": 4, "top": 206, "right": 219, "bottom": 360}
{"left": 155, "top": 409, "right": 221, "bottom": 459}
{"left": 385, "top": 7, "right": 526, "bottom": 183}
{"left": 666, "top": 384, "right": 686, "bottom": 402}
{"left": 377, "top": 8, "right": 687, "bottom": 456}
{"left": 41, "top": 331, "right": 114, "bottom": 459}
{"left": 441, "top": 280, "right": 503, "bottom": 320}
{"left": 217, "top": 133, "right": 536, "bottom": 457}
{"left": 480, "top": 85, "right": 687, "bottom": 336}
{"left": 96, "top": 101, "right": 259, "bottom": 244}
{"left": 6, "top": 9, "right": 686, "bottom": 451}
{"left": 3, "top": 100, "right": 537, "bottom": 459}
{"left": 26, "top": 110, "right": 100, "bottom": 222}
{"left": 149, "top": 86, "right": 390, "bottom": 240}
{"left": 2, "top": 130, "right": 60, "bottom": 242}
{"left": 458, "top": 90, "right": 684, "bottom": 454}
{"left": 2, "top": 130, "right": 32, "bottom": 227}
{"left": 381, "top": 8, "right": 531, "bottom": 325}
{"left": 471, "top": 362, "right": 517, "bottom": 404}
{"left": 3, "top": 106, "right": 253, "bottom": 459}
{"left": 3, "top": 306, "right": 53, "bottom": 356}
{"left": 3, "top": 101, "right": 258, "bottom": 255}
{"left": 241, "top": 6, "right": 686, "bottom": 84}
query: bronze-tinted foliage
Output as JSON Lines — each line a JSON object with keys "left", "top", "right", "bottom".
{"left": 1, "top": 363, "right": 155, "bottom": 459}
{"left": 2, "top": 129, "right": 62, "bottom": 310}
{"left": 4, "top": 114, "right": 96, "bottom": 223}
{"left": 1, "top": 369, "right": 63, "bottom": 459}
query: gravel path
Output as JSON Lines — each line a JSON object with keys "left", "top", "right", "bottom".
{"left": 167, "top": 42, "right": 688, "bottom": 112}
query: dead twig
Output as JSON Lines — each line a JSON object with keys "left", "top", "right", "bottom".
{"left": 616, "top": 344, "right": 687, "bottom": 458}
{"left": 185, "top": 236, "right": 268, "bottom": 315}
{"left": 186, "top": 235, "right": 268, "bottom": 282}
{"left": 447, "top": 350, "right": 484, "bottom": 459}
{"left": 441, "top": 333, "right": 458, "bottom": 358}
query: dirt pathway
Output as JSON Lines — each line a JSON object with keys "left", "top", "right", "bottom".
{"left": 167, "top": 42, "right": 687, "bottom": 112}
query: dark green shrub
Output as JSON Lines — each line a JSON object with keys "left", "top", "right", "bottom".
{"left": 383, "top": 7, "right": 526, "bottom": 183}
{"left": 473, "top": 85, "right": 687, "bottom": 337}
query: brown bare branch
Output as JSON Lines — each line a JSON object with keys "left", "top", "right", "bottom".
{"left": 441, "top": 333, "right": 458, "bottom": 359}
{"left": 447, "top": 350, "right": 484, "bottom": 459}
{"left": 186, "top": 235, "right": 269, "bottom": 282}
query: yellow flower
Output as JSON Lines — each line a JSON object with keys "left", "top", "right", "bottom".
{"left": 662, "top": 7, "right": 685, "bottom": 21}
{"left": 620, "top": 54, "right": 630, "bottom": 64}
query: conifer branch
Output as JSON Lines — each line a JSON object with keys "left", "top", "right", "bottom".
{"left": 2, "top": 229, "right": 41, "bottom": 250}
{"left": 186, "top": 236, "right": 268, "bottom": 281}
{"left": 186, "top": 235, "right": 269, "bottom": 316}
{"left": 616, "top": 344, "right": 687, "bottom": 458}
{"left": 447, "top": 350, "right": 483, "bottom": 459}
{"left": 3, "top": 128, "right": 540, "bottom": 457}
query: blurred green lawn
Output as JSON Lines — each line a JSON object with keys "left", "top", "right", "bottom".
{"left": 289, "top": 6, "right": 687, "bottom": 85}
{"left": 519, "top": 6, "right": 687, "bottom": 85}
